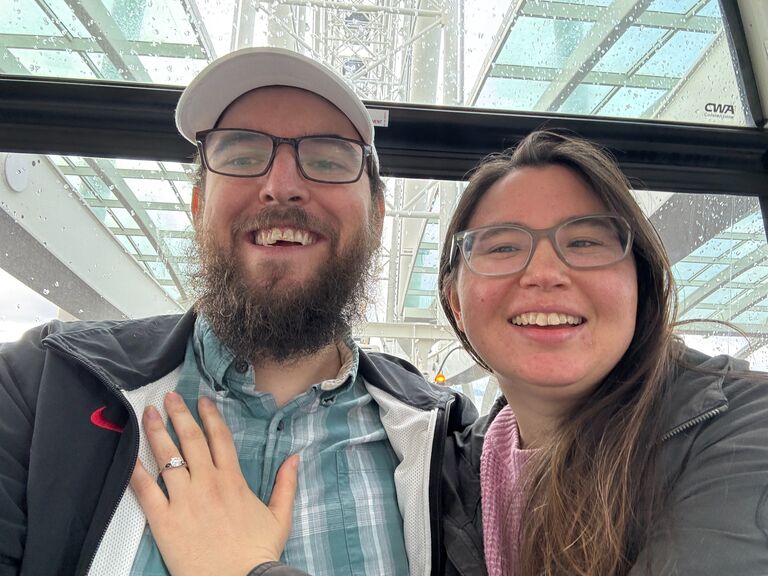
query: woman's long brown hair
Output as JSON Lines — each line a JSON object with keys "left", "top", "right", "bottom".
{"left": 438, "top": 130, "right": 678, "bottom": 576}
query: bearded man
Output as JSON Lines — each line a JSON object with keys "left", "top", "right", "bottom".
{"left": 0, "top": 47, "right": 476, "bottom": 576}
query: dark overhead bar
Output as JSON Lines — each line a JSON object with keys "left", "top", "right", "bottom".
{"left": 1, "top": 75, "right": 767, "bottom": 197}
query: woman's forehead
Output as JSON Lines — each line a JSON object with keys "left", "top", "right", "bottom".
{"left": 467, "top": 165, "right": 607, "bottom": 229}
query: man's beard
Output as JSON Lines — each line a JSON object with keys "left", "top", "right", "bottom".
{"left": 190, "top": 205, "right": 380, "bottom": 366}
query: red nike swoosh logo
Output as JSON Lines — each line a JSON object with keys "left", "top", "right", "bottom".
{"left": 90, "top": 406, "right": 124, "bottom": 433}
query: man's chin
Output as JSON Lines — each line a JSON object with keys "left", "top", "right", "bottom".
{"left": 240, "top": 263, "right": 315, "bottom": 292}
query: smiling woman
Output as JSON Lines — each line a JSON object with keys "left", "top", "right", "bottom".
{"left": 447, "top": 163, "right": 640, "bottom": 425}
{"left": 437, "top": 130, "right": 768, "bottom": 576}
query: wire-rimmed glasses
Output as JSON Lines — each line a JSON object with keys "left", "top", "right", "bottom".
{"left": 196, "top": 128, "right": 372, "bottom": 184}
{"left": 451, "top": 214, "right": 633, "bottom": 277}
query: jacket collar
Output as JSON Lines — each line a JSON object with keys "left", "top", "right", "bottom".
{"left": 659, "top": 346, "right": 740, "bottom": 441}
{"left": 41, "top": 309, "right": 453, "bottom": 410}
{"left": 360, "top": 349, "right": 455, "bottom": 410}
{"left": 41, "top": 309, "right": 195, "bottom": 391}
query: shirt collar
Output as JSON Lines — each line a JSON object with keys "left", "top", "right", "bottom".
{"left": 193, "top": 315, "right": 359, "bottom": 396}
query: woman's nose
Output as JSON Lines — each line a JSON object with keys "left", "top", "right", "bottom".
{"left": 518, "top": 238, "right": 571, "bottom": 288}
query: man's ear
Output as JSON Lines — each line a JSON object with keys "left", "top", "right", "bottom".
{"left": 447, "top": 285, "right": 465, "bottom": 333}
{"left": 191, "top": 186, "right": 202, "bottom": 220}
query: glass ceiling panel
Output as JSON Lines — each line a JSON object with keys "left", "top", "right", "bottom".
{"left": 497, "top": 17, "right": 595, "bottom": 68}
{"left": 103, "top": 0, "right": 196, "bottom": 43}
{"left": 636, "top": 31, "right": 714, "bottom": 77}
{"left": 598, "top": 86, "right": 667, "bottom": 117}
{"left": 559, "top": 83, "right": 613, "bottom": 114}
{"left": 0, "top": 0, "right": 753, "bottom": 126}
{"left": 472, "top": 0, "right": 751, "bottom": 126}
{"left": 45, "top": 0, "right": 91, "bottom": 37}
{"left": 648, "top": 0, "right": 701, "bottom": 14}
{"left": 555, "top": 0, "right": 613, "bottom": 5}
{"left": 592, "top": 26, "right": 667, "bottom": 74}
{"left": 697, "top": 0, "right": 721, "bottom": 18}
{"left": 731, "top": 266, "right": 768, "bottom": 285}
{"left": 2, "top": 2, "right": 59, "bottom": 35}
{"left": 116, "top": 234, "right": 138, "bottom": 254}
{"left": 475, "top": 77, "right": 550, "bottom": 110}
{"left": 132, "top": 235, "right": 158, "bottom": 255}
{"left": 125, "top": 178, "right": 181, "bottom": 203}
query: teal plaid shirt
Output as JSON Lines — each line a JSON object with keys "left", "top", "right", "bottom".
{"left": 130, "top": 317, "right": 409, "bottom": 575}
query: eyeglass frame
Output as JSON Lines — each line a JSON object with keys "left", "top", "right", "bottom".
{"left": 449, "top": 213, "right": 634, "bottom": 277}
{"left": 195, "top": 128, "right": 374, "bottom": 184}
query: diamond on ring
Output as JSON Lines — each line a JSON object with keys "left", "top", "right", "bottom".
{"left": 163, "top": 456, "right": 187, "bottom": 470}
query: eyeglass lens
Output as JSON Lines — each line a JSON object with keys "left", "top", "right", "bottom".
{"left": 202, "top": 130, "right": 364, "bottom": 183}
{"left": 462, "top": 216, "right": 629, "bottom": 275}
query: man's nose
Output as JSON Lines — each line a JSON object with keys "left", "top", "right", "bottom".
{"left": 258, "top": 143, "right": 309, "bottom": 204}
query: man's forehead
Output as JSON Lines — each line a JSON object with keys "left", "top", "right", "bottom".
{"left": 215, "top": 85, "right": 361, "bottom": 138}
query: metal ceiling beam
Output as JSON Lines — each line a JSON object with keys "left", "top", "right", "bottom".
{"left": 85, "top": 158, "right": 190, "bottom": 301}
{"left": 0, "top": 202, "right": 125, "bottom": 321}
{"left": 0, "top": 153, "right": 180, "bottom": 318}
{"left": 355, "top": 321, "right": 454, "bottom": 340}
{"left": 61, "top": 0, "right": 152, "bottom": 82}
{"left": 281, "top": 0, "right": 441, "bottom": 18}
{"left": 521, "top": 1, "right": 721, "bottom": 33}
{"left": 488, "top": 63, "right": 678, "bottom": 91}
{"left": 0, "top": 34, "right": 206, "bottom": 59}
{"left": 0, "top": 48, "right": 27, "bottom": 74}
{"left": 683, "top": 244, "right": 768, "bottom": 319}
{"left": 649, "top": 194, "right": 758, "bottom": 264}
{"left": 179, "top": 0, "right": 217, "bottom": 60}
{"left": 1, "top": 34, "right": 100, "bottom": 52}
{"left": 110, "top": 227, "right": 190, "bottom": 238}
{"left": 533, "top": 0, "right": 654, "bottom": 112}
{"left": 466, "top": 0, "right": 524, "bottom": 106}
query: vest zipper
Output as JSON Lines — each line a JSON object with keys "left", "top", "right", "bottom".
{"left": 659, "top": 406, "right": 725, "bottom": 443}
{"left": 429, "top": 395, "right": 454, "bottom": 576}
{"left": 44, "top": 339, "right": 140, "bottom": 576}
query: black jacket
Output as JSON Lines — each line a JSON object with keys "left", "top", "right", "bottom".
{"left": 0, "top": 311, "right": 478, "bottom": 576}
{"left": 438, "top": 347, "right": 768, "bottom": 575}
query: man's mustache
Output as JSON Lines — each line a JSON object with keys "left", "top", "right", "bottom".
{"left": 230, "top": 206, "right": 338, "bottom": 244}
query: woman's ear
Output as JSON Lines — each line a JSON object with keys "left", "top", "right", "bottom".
{"left": 191, "top": 187, "right": 202, "bottom": 220}
{"left": 447, "top": 285, "right": 465, "bottom": 333}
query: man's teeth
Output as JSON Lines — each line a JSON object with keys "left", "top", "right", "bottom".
{"left": 254, "top": 228, "right": 315, "bottom": 246}
{"left": 511, "top": 312, "right": 584, "bottom": 327}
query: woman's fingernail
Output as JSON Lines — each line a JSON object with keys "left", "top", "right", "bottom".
{"left": 199, "top": 396, "right": 214, "bottom": 410}
{"left": 166, "top": 391, "right": 182, "bottom": 405}
{"left": 145, "top": 405, "right": 161, "bottom": 420}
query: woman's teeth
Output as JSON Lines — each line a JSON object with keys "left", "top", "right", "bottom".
{"left": 511, "top": 312, "right": 584, "bottom": 326}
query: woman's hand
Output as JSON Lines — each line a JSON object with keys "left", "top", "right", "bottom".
{"left": 130, "top": 391, "right": 299, "bottom": 576}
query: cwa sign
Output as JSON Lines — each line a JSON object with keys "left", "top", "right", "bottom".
{"left": 704, "top": 102, "right": 735, "bottom": 118}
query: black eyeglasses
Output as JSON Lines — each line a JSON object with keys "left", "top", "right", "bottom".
{"left": 196, "top": 128, "right": 373, "bottom": 184}
{"left": 450, "top": 214, "right": 633, "bottom": 277}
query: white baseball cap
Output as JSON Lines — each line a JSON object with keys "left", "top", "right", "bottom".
{"left": 176, "top": 47, "right": 375, "bottom": 147}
